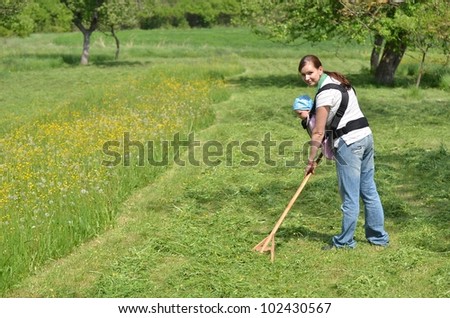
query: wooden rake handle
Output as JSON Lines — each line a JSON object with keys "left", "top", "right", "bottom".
{"left": 253, "top": 153, "right": 323, "bottom": 260}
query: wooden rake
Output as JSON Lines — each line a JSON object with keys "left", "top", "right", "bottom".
{"left": 253, "top": 154, "right": 323, "bottom": 262}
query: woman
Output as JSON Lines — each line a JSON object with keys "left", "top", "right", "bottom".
{"left": 297, "top": 55, "right": 389, "bottom": 249}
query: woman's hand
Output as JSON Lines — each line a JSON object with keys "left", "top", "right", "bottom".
{"left": 305, "top": 160, "right": 317, "bottom": 175}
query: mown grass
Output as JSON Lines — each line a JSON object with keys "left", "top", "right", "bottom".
{"left": 1, "top": 27, "right": 449, "bottom": 297}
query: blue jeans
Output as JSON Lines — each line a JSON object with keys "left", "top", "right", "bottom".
{"left": 332, "top": 134, "right": 389, "bottom": 248}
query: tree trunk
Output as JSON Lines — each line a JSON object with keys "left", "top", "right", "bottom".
{"left": 81, "top": 30, "right": 92, "bottom": 65}
{"left": 416, "top": 46, "right": 429, "bottom": 88}
{"left": 375, "top": 38, "right": 407, "bottom": 85}
{"left": 370, "top": 34, "right": 384, "bottom": 74}
{"left": 111, "top": 26, "right": 120, "bottom": 60}
{"left": 72, "top": 12, "right": 99, "bottom": 66}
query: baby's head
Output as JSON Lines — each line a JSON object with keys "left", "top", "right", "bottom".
{"left": 293, "top": 95, "right": 312, "bottom": 111}
{"left": 292, "top": 95, "right": 312, "bottom": 119}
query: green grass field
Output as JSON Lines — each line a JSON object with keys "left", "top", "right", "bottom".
{"left": 1, "top": 27, "right": 449, "bottom": 297}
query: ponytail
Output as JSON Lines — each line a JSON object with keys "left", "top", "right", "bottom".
{"left": 324, "top": 71, "right": 352, "bottom": 89}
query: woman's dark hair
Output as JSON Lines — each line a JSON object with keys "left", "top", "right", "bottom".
{"left": 298, "top": 55, "right": 352, "bottom": 89}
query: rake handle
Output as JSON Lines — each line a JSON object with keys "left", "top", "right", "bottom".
{"left": 257, "top": 153, "right": 323, "bottom": 252}
{"left": 258, "top": 173, "right": 312, "bottom": 251}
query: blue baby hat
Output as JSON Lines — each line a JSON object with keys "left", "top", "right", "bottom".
{"left": 292, "top": 95, "right": 313, "bottom": 111}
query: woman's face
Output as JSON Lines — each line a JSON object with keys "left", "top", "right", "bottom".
{"left": 299, "top": 61, "right": 323, "bottom": 87}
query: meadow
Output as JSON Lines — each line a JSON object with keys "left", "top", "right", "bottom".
{"left": 0, "top": 28, "right": 449, "bottom": 297}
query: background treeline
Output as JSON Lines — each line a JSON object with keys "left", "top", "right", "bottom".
{"left": 140, "top": 0, "right": 240, "bottom": 29}
{"left": 2, "top": 1, "right": 449, "bottom": 87}
{"left": 0, "top": 0, "right": 242, "bottom": 37}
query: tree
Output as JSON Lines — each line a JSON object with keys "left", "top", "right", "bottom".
{"left": 241, "top": 0, "right": 449, "bottom": 86}
{"left": 29, "top": 0, "right": 72, "bottom": 33}
{"left": 0, "top": 0, "right": 34, "bottom": 36}
{"left": 342, "top": 0, "right": 449, "bottom": 86}
{"left": 98, "top": 0, "right": 139, "bottom": 59}
{"left": 61, "top": 0, "right": 138, "bottom": 64}
{"left": 395, "top": 1, "right": 450, "bottom": 87}
{"left": 366, "top": 1, "right": 409, "bottom": 85}
{"left": 0, "top": 0, "right": 71, "bottom": 37}
{"left": 136, "top": 0, "right": 241, "bottom": 29}
{"left": 61, "top": 0, "right": 106, "bottom": 65}
{"left": 178, "top": 0, "right": 240, "bottom": 27}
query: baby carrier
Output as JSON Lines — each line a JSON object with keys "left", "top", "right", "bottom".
{"left": 302, "top": 84, "right": 369, "bottom": 160}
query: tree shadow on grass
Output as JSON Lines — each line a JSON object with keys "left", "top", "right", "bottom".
{"left": 227, "top": 71, "right": 447, "bottom": 90}
{"left": 225, "top": 72, "right": 386, "bottom": 90}
{"left": 376, "top": 146, "right": 449, "bottom": 252}
{"left": 376, "top": 147, "right": 449, "bottom": 223}
{"left": 67, "top": 54, "right": 152, "bottom": 68}
{"left": 226, "top": 74, "right": 299, "bottom": 89}
{"left": 8, "top": 53, "right": 150, "bottom": 68}
{"left": 94, "top": 59, "right": 152, "bottom": 68}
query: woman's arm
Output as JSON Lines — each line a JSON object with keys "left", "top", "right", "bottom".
{"left": 306, "top": 106, "right": 329, "bottom": 174}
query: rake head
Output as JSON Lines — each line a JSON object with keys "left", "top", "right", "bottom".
{"left": 253, "top": 235, "right": 275, "bottom": 262}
